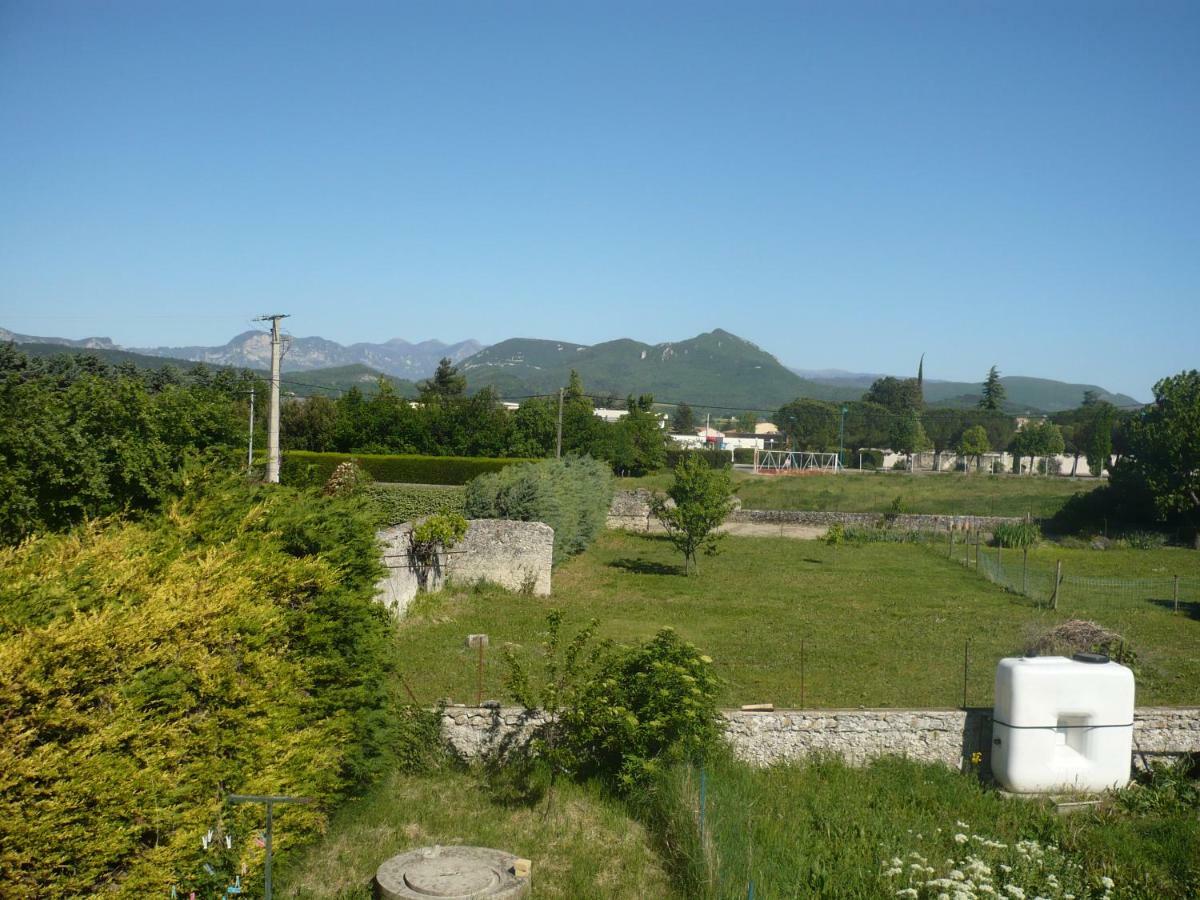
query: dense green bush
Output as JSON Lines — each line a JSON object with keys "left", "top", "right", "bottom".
{"left": 502, "top": 611, "right": 722, "bottom": 794}
{"left": 281, "top": 450, "right": 532, "bottom": 486}
{"left": 856, "top": 449, "right": 884, "bottom": 470}
{"left": 0, "top": 471, "right": 436, "bottom": 897}
{"left": 362, "top": 483, "right": 466, "bottom": 526}
{"left": 732, "top": 447, "right": 756, "bottom": 464}
{"left": 0, "top": 345, "right": 254, "bottom": 544}
{"left": 464, "top": 456, "right": 613, "bottom": 565}
{"left": 993, "top": 521, "right": 1041, "bottom": 548}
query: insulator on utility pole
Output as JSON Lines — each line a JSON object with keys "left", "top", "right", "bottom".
{"left": 255, "top": 314, "right": 289, "bottom": 483}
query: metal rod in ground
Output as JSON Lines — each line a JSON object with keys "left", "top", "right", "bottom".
{"left": 1052, "top": 560, "right": 1063, "bottom": 610}
{"left": 948, "top": 528, "right": 954, "bottom": 559}
{"left": 747, "top": 880, "right": 755, "bottom": 900}
{"left": 998, "top": 541, "right": 1003, "bottom": 579}
{"left": 1174, "top": 575, "right": 1180, "bottom": 614}
{"left": 962, "top": 639, "right": 971, "bottom": 708}
{"left": 399, "top": 672, "right": 420, "bottom": 705}
{"left": 1022, "top": 547, "right": 1029, "bottom": 596}
{"left": 800, "top": 638, "right": 806, "bottom": 708}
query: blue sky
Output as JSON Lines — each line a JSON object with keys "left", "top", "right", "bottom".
{"left": 1, "top": 1, "right": 1196, "bottom": 399}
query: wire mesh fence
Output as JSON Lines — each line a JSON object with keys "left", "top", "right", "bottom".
{"left": 943, "top": 530, "right": 1200, "bottom": 614}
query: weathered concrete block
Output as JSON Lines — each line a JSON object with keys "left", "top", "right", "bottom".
{"left": 374, "top": 519, "right": 553, "bottom": 616}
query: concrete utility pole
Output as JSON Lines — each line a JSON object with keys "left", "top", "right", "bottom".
{"left": 255, "top": 314, "right": 289, "bottom": 483}
{"left": 246, "top": 386, "right": 255, "bottom": 473}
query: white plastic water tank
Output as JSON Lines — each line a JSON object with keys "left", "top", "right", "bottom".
{"left": 991, "top": 654, "right": 1134, "bottom": 794}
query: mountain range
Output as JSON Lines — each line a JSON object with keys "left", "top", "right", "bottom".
{"left": 2, "top": 325, "right": 1142, "bottom": 413}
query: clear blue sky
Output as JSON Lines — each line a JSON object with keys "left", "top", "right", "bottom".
{"left": 1, "top": 1, "right": 1196, "bottom": 399}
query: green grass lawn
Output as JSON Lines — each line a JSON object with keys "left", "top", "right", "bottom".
{"left": 617, "top": 471, "right": 1100, "bottom": 517}
{"left": 396, "top": 532, "right": 1200, "bottom": 709}
{"left": 276, "top": 766, "right": 674, "bottom": 899}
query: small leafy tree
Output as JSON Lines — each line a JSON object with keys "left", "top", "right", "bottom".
{"left": 956, "top": 424, "right": 990, "bottom": 473}
{"left": 888, "top": 412, "right": 930, "bottom": 469}
{"left": 409, "top": 512, "right": 468, "bottom": 566}
{"left": 651, "top": 453, "right": 735, "bottom": 575}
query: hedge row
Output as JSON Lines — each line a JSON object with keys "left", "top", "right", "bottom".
{"left": 281, "top": 451, "right": 535, "bottom": 486}
{"left": 363, "top": 483, "right": 466, "bottom": 527}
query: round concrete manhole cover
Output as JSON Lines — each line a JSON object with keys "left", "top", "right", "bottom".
{"left": 376, "top": 846, "right": 530, "bottom": 900}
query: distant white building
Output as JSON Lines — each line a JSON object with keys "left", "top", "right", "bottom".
{"left": 594, "top": 407, "right": 668, "bottom": 428}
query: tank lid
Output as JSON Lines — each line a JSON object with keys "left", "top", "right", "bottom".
{"left": 1071, "top": 651, "right": 1110, "bottom": 664}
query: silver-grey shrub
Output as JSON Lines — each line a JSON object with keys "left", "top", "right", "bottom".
{"left": 464, "top": 456, "right": 613, "bottom": 565}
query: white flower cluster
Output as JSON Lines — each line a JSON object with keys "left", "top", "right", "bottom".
{"left": 880, "top": 821, "right": 1117, "bottom": 900}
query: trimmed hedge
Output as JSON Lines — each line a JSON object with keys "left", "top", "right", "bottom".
{"left": 363, "top": 483, "right": 466, "bottom": 527}
{"left": 281, "top": 451, "right": 534, "bottom": 487}
{"left": 465, "top": 456, "right": 613, "bottom": 565}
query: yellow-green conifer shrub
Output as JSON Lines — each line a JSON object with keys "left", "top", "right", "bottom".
{"left": 0, "top": 472, "right": 435, "bottom": 898}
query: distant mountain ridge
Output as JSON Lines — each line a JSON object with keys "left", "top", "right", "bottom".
{"left": 3, "top": 324, "right": 1143, "bottom": 412}
{"left": 136, "top": 330, "right": 483, "bottom": 378}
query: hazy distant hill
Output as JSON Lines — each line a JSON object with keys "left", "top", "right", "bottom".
{"left": 0, "top": 327, "right": 118, "bottom": 350}
{"left": 8, "top": 342, "right": 415, "bottom": 399}
{"left": 460, "top": 329, "right": 834, "bottom": 410}
{"left": 135, "top": 330, "right": 482, "bottom": 379}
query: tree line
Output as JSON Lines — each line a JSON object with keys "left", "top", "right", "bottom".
{"left": 283, "top": 361, "right": 671, "bottom": 476}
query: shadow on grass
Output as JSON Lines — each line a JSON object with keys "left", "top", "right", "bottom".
{"left": 609, "top": 558, "right": 685, "bottom": 577}
{"left": 1147, "top": 598, "right": 1200, "bottom": 621}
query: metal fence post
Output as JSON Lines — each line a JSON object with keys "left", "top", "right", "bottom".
{"left": 1174, "top": 575, "right": 1180, "bottom": 614}
{"left": 1022, "top": 547, "right": 1028, "bottom": 596}
{"left": 1051, "top": 560, "right": 1062, "bottom": 610}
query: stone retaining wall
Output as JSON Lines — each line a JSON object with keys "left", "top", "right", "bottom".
{"left": 606, "top": 489, "right": 1023, "bottom": 534}
{"left": 375, "top": 519, "right": 553, "bottom": 616}
{"left": 439, "top": 705, "right": 1200, "bottom": 769}
{"left": 728, "top": 509, "right": 1022, "bottom": 532}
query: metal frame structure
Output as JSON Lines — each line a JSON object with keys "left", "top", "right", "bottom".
{"left": 752, "top": 449, "right": 843, "bottom": 474}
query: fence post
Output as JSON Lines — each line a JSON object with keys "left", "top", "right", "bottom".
{"left": 998, "top": 541, "right": 1003, "bottom": 580}
{"left": 1174, "top": 575, "right": 1180, "bottom": 614}
{"left": 1022, "top": 547, "right": 1029, "bottom": 596}
{"left": 948, "top": 528, "right": 954, "bottom": 559}
{"left": 1051, "top": 560, "right": 1062, "bottom": 610}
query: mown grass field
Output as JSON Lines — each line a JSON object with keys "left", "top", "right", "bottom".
{"left": 394, "top": 531, "right": 1200, "bottom": 709}
{"left": 618, "top": 470, "right": 1101, "bottom": 517}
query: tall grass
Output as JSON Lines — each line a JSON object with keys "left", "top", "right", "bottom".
{"left": 648, "top": 753, "right": 1200, "bottom": 899}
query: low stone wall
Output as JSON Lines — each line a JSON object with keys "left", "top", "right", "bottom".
{"left": 439, "top": 705, "right": 1200, "bottom": 769}
{"left": 727, "top": 509, "right": 1022, "bottom": 533}
{"left": 606, "top": 489, "right": 1022, "bottom": 534}
{"left": 606, "top": 489, "right": 657, "bottom": 532}
{"left": 375, "top": 519, "right": 553, "bottom": 616}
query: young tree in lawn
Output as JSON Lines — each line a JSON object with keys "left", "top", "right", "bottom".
{"left": 980, "top": 366, "right": 1006, "bottom": 410}
{"left": 1120, "top": 370, "right": 1200, "bottom": 547}
{"left": 651, "top": 453, "right": 735, "bottom": 575}
{"left": 956, "top": 424, "right": 990, "bottom": 473}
